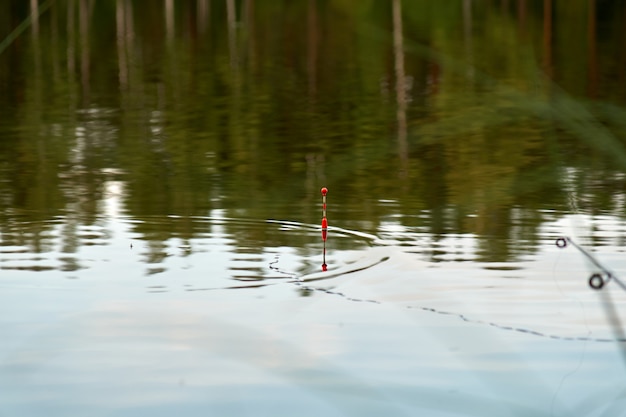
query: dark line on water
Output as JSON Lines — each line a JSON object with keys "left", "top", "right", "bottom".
{"left": 405, "top": 304, "right": 626, "bottom": 343}
{"left": 285, "top": 255, "right": 626, "bottom": 344}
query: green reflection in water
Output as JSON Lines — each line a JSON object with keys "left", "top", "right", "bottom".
{"left": 0, "top": 0, "right": 625, "bottom": 263}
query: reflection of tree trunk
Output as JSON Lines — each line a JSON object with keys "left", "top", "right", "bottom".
{"left": 51, "top": 3, "right": 60, "bottom": 82}
{"left": 244, "top": 0, "right": 255, "bottom": 71}
{"left": 463, "top": 0, "right": 472, "bottom": 47}
{"left": 392, "top": 0, "right": 408, "bottom": 174}
{"left": 305, "top": 0, "right": 323, "bottom": 194}
{"left": 30, "top": 0, "right": 42, "bottom": 82}
{"left": 125, "top": 1, "right": 134, "bottom": 47}
{"left": 226, "top": 0, "right": 242, "bottom": 161}
{"left": 307, "top": 0, "right": 318, "bottom": 97}
{"left": 197, "top": 0, "right": 209, "bottom": 33}
{"left": 67, "top": 0, "right": 76, "bottom": 76}
{"left": 587, "top": 0, "right": 598, "bottom": 98}
{"left": 116, "top": 0, "right": 128, "bottom": 90}
{"left": 621, "top": 6, "right": 626, "bottom": 100}
{"left": 30, "top": 0, "right": 39, "bottom": 36}
{"left": 463, "top": 0, "right": 473, "bottom": 81}
{"left": 165, "top": 0, "right": 174, "bottom": 43}
{"left": 29, "top": 0, "right": 43, "bottom": 139}
{"left": 542, "top": 0, "right": 552, "bottom": 78}
{"left": 227, "top": 0, "right": 238, "bottom": 69}
{"left": 501, "top": 0, "right": 509, "bottom": 15}
{"left": 79, "top": 0, "right": 90, "bottom": 105}
{"left": 165, "top": 0, "right": 180, "bottom": 101}
{"left": 518, "top": 0, "right": 527, "bottom": 35}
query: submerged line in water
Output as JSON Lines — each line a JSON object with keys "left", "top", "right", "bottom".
{"left": 408, "top": 304, "right": 626, "bottom": 343}
{"left": 267, "top": 232, "right": 626, "bottom": 343}
{"left": 293, "top": 267, "right": 626, "bottom": 342}
{"left": 549, "top": 241, "right": 591, "bottom": 416}
{"left": 299, "top": 272, "right": 626, "bottom": 342}
{"left": 294, "top": 266, "right": 626, "bottom": 343}
{"left": 269, "top": 254, "right": 299, "bottom": 281}
{"left": 297, "top": 284, "right": 381, "bottom": 304}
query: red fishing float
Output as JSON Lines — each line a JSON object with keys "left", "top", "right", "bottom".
{"left": 321, "top": 187, "right": 328, "bottom": 240}
{"left": 321, "top": 187, "right": 328, "bottom": 271}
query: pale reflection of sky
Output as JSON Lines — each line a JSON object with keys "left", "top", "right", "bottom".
{"left": 3, "top": 206, "right": 626, "bottom": 416}
{"left": 103, "top": 179, "right": 125, "bottom": 219}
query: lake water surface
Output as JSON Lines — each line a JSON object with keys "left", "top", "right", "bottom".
{"left": 2, "top": 1, "right": 626, "bottom": 416}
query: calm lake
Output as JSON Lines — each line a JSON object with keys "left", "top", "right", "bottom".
{"left": 2, "top": 1, "right": 626, "bottom": 416}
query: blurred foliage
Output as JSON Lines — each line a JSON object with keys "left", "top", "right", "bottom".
{"left": 0, "top": 0, "right": 626, "bottom": 262}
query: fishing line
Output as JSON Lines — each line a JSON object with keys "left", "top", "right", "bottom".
{"left": 268, "top": 254, "right": 299, "bottom": 281}
{"left": 269, "top": 233, "right": 626, "bottom": 341}
{"left": 549, "top": 245, "right": 591, "bottom": 417}
{"left": 551, "top": 240, "right": 592, "bottom": 334}
{"left": 550, "top": 235, "right": 626, "bottom": 414}
{"left": 269, "top": 185, "right": 626, "bottom": 343}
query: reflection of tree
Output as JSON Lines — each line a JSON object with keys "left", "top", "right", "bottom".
{"left": 542, "top": 0, "right": 552, "bottom": 78}
{"left": 587, "top": 0, "right": 598, "bottom": 98}
{"left": 393, "top": 0, "right": 408, "bottom": 175}
{"left": 0, "top": 1, "right": 625, "bottom": 264}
